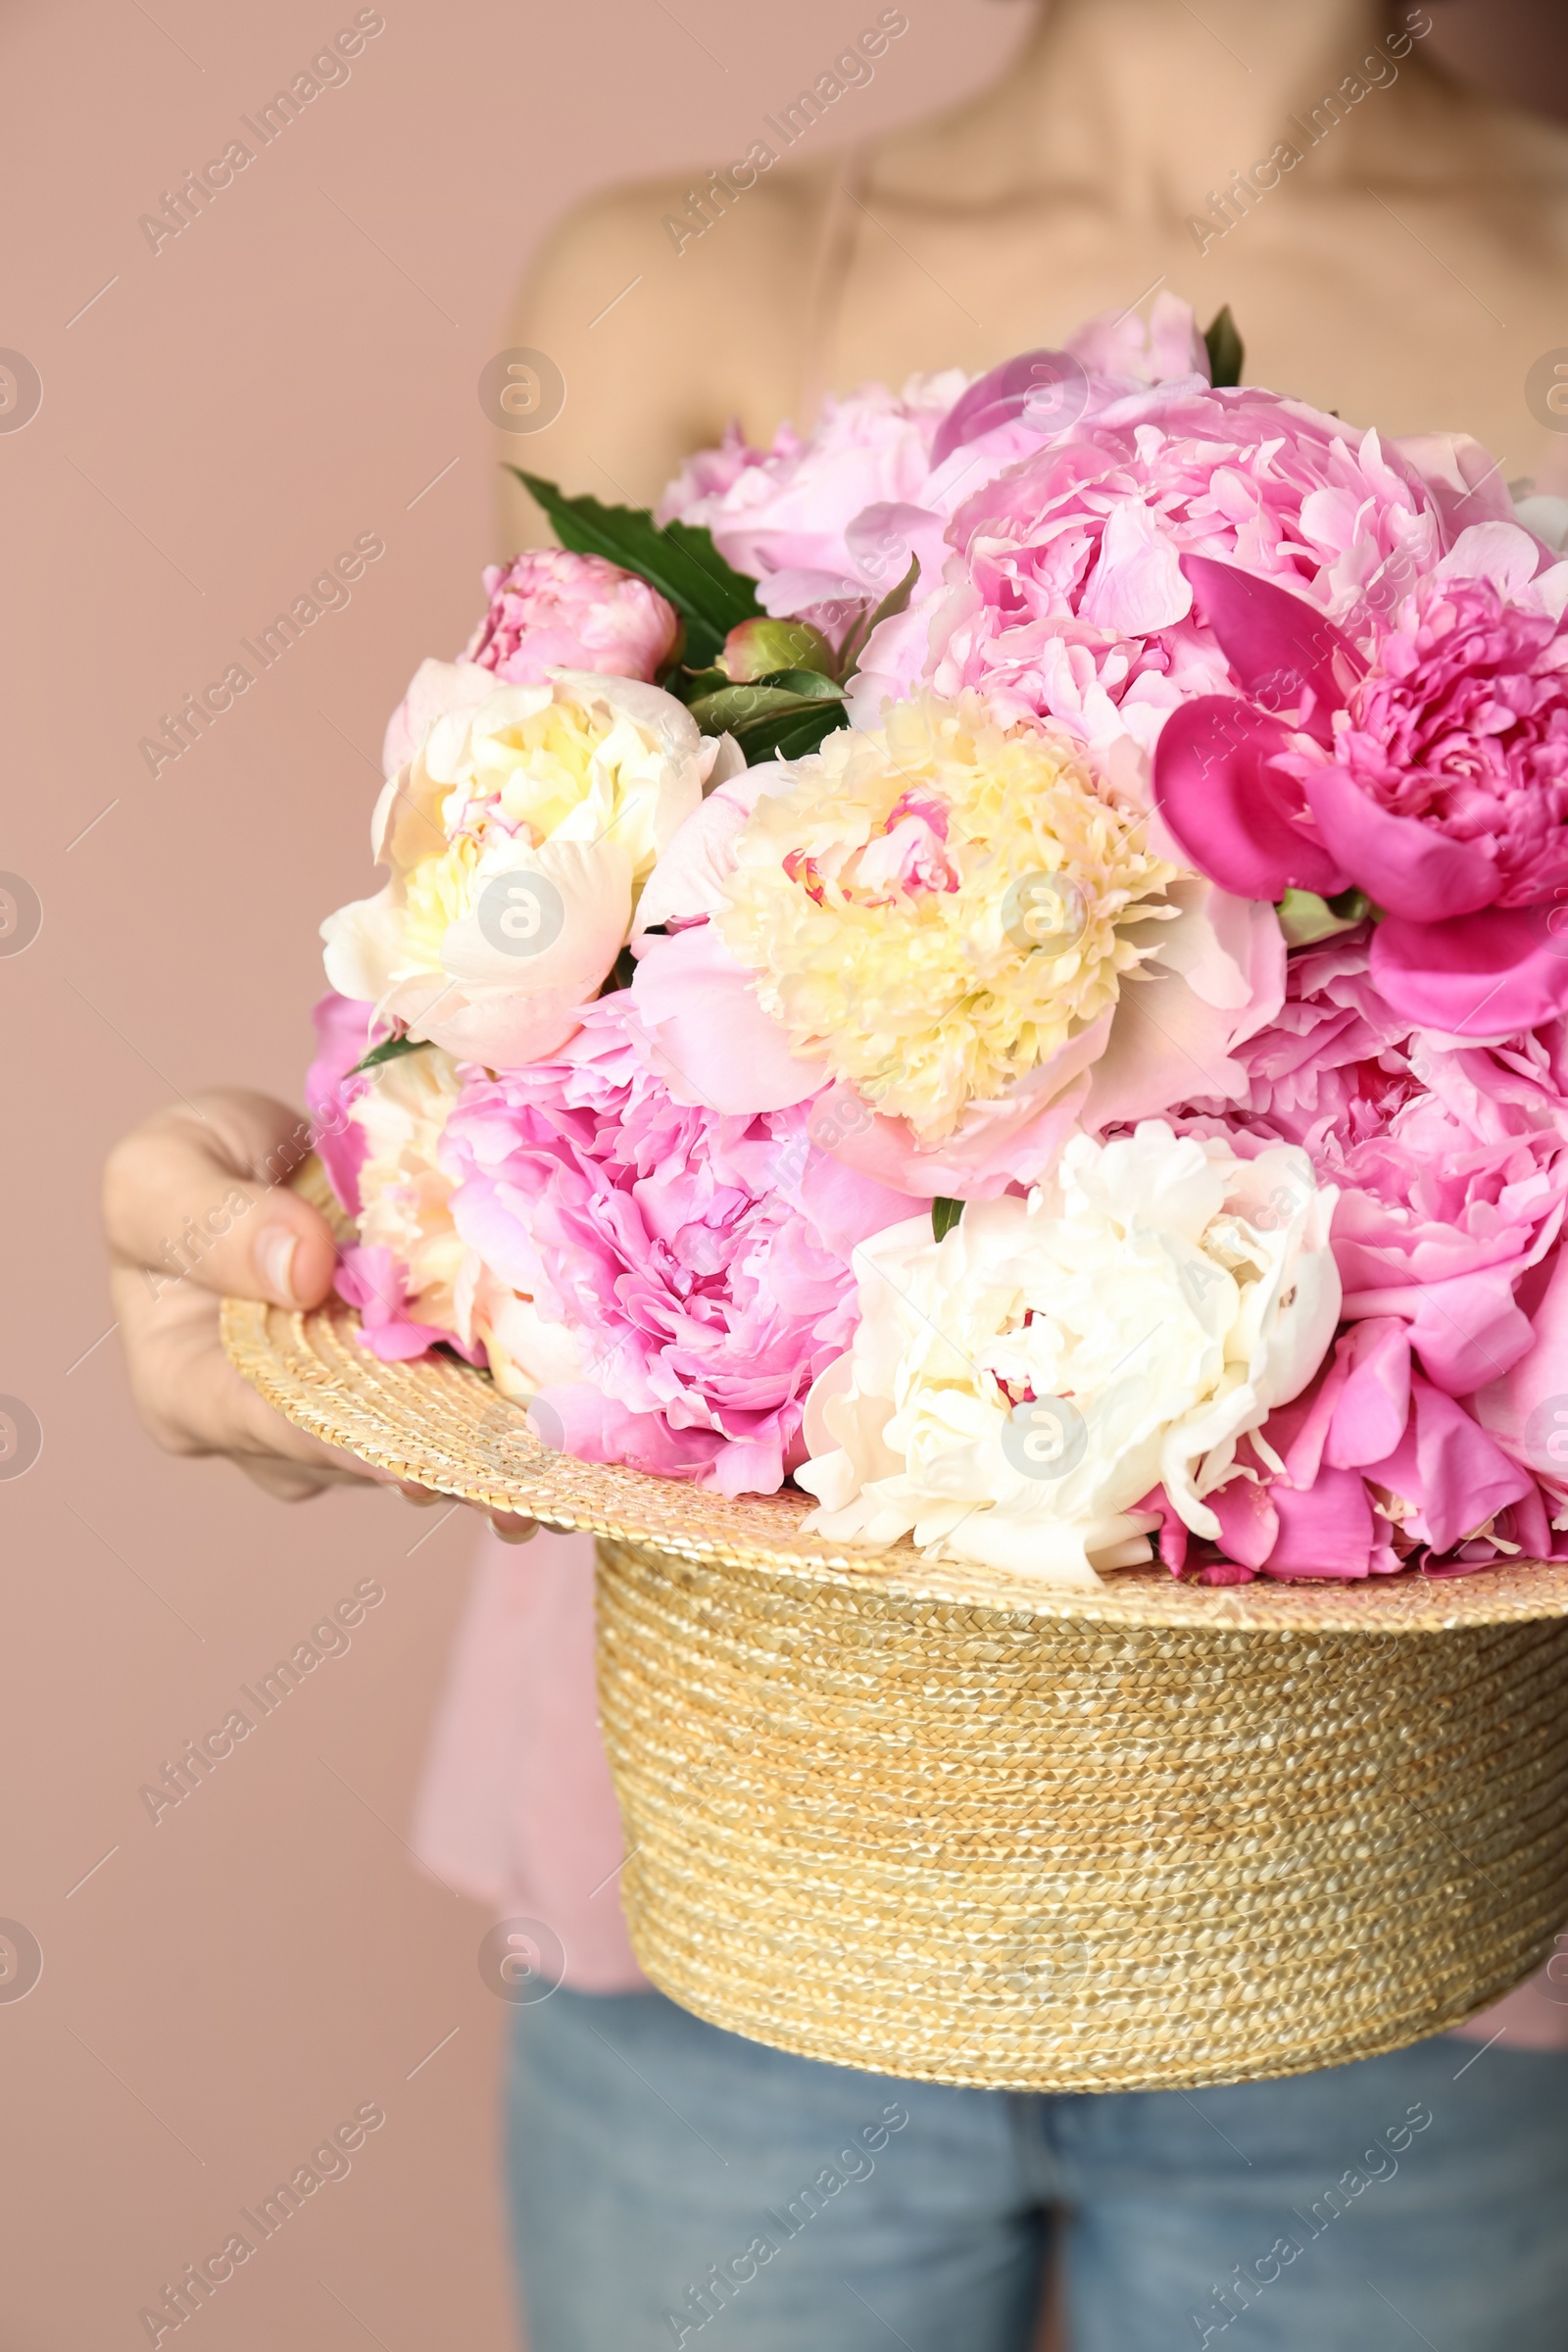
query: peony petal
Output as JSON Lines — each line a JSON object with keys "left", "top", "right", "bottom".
{"left": 1261, "top": 1464, "right": 1376, "bottom": 1577}
{"left": 1209, "top": 1474, "right": 1280, "bottom": 1570}
{"left": 380, "top": 659, "right": 495, "bottom": 781}
{"left": 1324, "top": 1317, "right": 1410, "bottom": 1468}
{"left": 439, "top": 837, "right": 632, "bottom": 1000}
{"left": 928, "top": 349, "right": 1088, "bottom": 469}
{"left": 822, "top": 1066, "right": 1095, "bottom": 1201}
{"left": 1180, "top": 555, "right": 1364, "bottom": 740}
{"left": 634, "top": 770, "right": 780, "bottom": 933}
{"left": 1079, "top": 498, "right": 1192, "bottom": 634}
{"left": 1371, "top": 905, "right": 1568, "bottom": 1037}
{"left": 629, "top": 924, "right": 825, "bottom": 1113}
{"left": 1154, "top": 698, "right": 1348, "bottom": 901}
{"left": 1301, "top": 760, "right": 1500, "bottom": 921}
{"left": 1438, "top": 520, "right": 1546, "bottom": 601}
{"left": 1390, "top": 431, "right": 1516, "bottom": 535}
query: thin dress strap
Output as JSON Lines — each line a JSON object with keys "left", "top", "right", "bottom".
{"left": 797, "top": 142, "right": 871, "bottom": 433}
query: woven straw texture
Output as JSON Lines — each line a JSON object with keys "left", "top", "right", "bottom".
{"left": 221, "top": 1175, "right": 1568, "bottom": 2089}
{"left": 598, "top": 1535, "right": 1568, "bottom": 2089}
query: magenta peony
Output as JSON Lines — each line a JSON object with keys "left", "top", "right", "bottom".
{"left": 1155, "top": 551, "right": 1568, "bottom": 1035}
{"left": 464, "top": 548, "right": 680, "bottom": 686}
{"left": 439, "top": 997, "right": 909, "bottom": 1496}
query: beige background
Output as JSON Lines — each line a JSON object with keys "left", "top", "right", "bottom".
{"left": 1, "top": 3, "right": 1563, "bottom": 2347}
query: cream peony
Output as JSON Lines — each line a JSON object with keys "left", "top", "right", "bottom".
{"left": 351, "top": 1046, "right": 470, "bottom": 1336}
{"left": 349, "top": 1043, "right": 581, "bottom": 1394}
{"left": 322, "top": 673, "right": 728, "bottom": 1067}
{"left": 701, "top": 693, "right": 1283, "bottom": 1194}
{"left": 797, "top": 1122, "right": 1340, "bottom": 1584}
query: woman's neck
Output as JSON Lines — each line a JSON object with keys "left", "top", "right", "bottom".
{"left": 884, "top": 0, "right": 1442, "bottom": 209}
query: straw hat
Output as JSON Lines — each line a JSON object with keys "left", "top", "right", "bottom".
{"left": 224, "top": 1166, "right": 1568, "bottom": 2091}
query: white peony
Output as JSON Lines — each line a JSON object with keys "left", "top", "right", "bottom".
{"left": 797, "top": 1121, "right": 1340, "bottom": 1585}
{"left": 322, "top": 672, "right": 731, "bottom": 1068}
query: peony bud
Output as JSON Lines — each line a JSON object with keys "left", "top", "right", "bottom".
{"left": 718, "top": 616, "right": 834, "bottom": 682}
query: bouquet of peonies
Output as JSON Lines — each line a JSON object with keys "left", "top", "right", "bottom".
{"left": 307, "top": 296, "right": 1568, "bottom": 1590}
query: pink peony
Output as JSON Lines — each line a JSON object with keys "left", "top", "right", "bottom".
{"left": 917, "top": 386, "right": 1445, "bottom": 757}
{"left": 656, "top": 371, "right": 967, "bottom": 599}
{"left": 464, "top": 548, "right": 680, "bottom": 686}
{"left": 1154, "top": 554, "right": 1568, "bottom": 1034}
{"left": 439, "top": 996, "right": 909, "bottom": 1496}
{"left": 334, "top": 1243, "right": 464, "bottom": 1362}
{"left": 304, "top": 991, "right": 373, "bottom": 1216}
{"left": 1158, "top": 934, "right": 1568, "bottom": 1576}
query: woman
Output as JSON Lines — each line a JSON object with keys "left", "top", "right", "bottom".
{"left": 104, "top": 2, "right": 1568, "bottom": 2345}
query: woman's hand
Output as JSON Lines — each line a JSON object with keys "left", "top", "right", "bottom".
{"left": 103, "top": 1089, "right": 537, "bottom": 1537}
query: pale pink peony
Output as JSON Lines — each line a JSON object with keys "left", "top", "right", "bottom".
{"left": 438, "top": 996, "right": 909, "bottom": 1496}
{"left": 916, "top": 387, "right": 1445, "bottom": 757}
{"left": 656, "top": 371, "right": 968, "bottom": 599}
{"left": 464, "top": 549, "right": 681, "bottom": 686}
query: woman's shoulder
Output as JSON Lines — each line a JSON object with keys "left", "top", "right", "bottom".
{"left": 500, "top": 157, "right": 844, "bottom": 525}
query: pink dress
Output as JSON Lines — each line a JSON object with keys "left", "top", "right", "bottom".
{"left": 414, "top": 1527, "right": 1568, "bottom": 2042}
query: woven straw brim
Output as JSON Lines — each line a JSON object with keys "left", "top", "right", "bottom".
{"left": 221, "top": 1168, "right": 1568, "bottom": 2089}
{"left": 221, "top": 1288, "right": 1568, "bottom": 1636}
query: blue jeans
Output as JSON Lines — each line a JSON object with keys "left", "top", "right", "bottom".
{"left": 506, "top": 1988, "right": 1568, "bottom": 2351}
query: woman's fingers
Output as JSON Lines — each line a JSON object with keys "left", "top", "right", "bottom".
{"left": 104, "top": 1088, "right": 547, "bottom": 1532}
{"left": 103, "top": 1089, "right": 339, "bottom": 1308}
{"left": 489, "top": 1512, "right": 540, "bottom": 1544}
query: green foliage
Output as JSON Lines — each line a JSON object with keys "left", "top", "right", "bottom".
{"left": 835, "top": 555, "right": 922, "bottom": 679}
{"left": 348, "top": 1030, "right": 429, "bottom": 1078}
{"left": 1203, "top": 307, "right": 1245, "bottom": 389}
{"left": 931, "top": 1196, "right": 964, "bottom": 1242}
{"left": 511, "top": 470, "right": 761, "bottom": 668}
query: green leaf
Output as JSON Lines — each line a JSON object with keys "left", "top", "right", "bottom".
{"left": 1203, "top": 307, "right": 1245, "bottom": 389}
{"left": 931, "top": 1197, "right": 964, "bottom": 1242}
{"left": 1276, "top": 886, "right": 1376, "bottom": 948}
{"left": 837, "top": 554, "right": 922, "bottom": 680}
{"left": 512, "top": 470, "right": 761, "bottom": 668}
{"left": 738, "top": 699, "right": 852, "bottom": 763}
{"left": 687, "top": 683, "right": 824, "bottom": 735}
{"left": 674, "top": 664, "right": 730, "bottom": 704}
{"left": 349, "top": 1030, "right": 430, "bottom": 1078}
{"left": 755, "top": 666, "right": 847, "bottom": 700}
